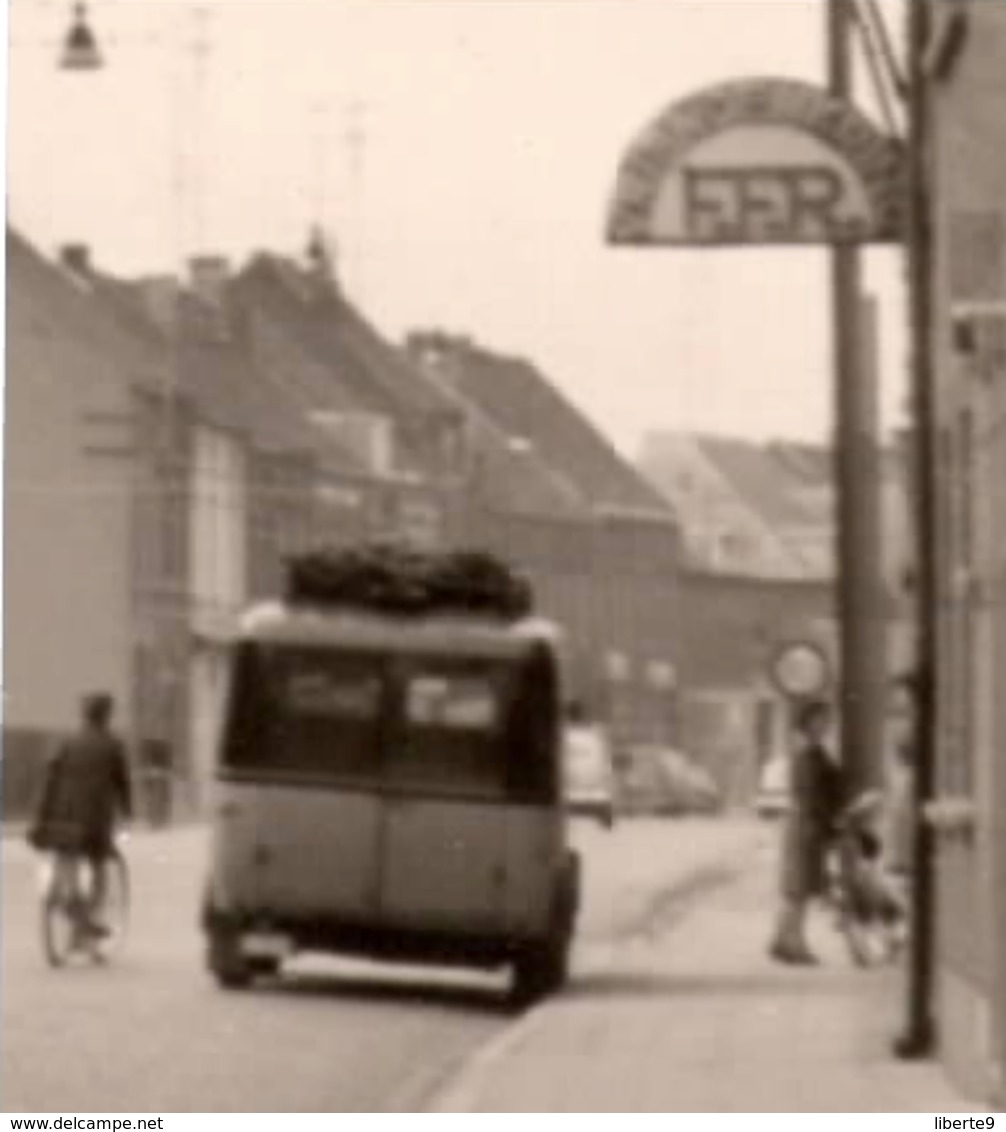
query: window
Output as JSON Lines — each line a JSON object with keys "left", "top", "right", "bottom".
{"left": 385, "top": 660, "right": 511, "bottom": 798}
{"left": 284, "top": 666, "right": 381, "bottom": 720}
{"left": 405, "top": 674, "right": 499, "bottom": 730}
{"left": 222, "top": 642, "right": 561, "bottom": 802}
{"left": 223, "top": 644, "right": 385, "bottom": 784}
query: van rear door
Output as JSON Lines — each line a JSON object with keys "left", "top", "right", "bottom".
{"left": 218, "top": 645, "right": 386, "bottom": 920}
{"left": 378, "top": 659, "right": 510, "bottom": 935}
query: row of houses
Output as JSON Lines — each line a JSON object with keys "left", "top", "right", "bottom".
{"left": 4, "top": 226, "right": 681, "bottom": 818}
{"left": 4, "top": 218, "right": 914, "bottom": 832}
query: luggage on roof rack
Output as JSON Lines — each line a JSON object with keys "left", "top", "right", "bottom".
{"left": 285, "top": 544, "right": 533, "bottom": 620}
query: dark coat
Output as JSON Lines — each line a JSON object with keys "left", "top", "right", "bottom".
{"left": 780, "top": 741, "right": 843, "bottom": 901}
{"left": 30, "top": 728, "right": 132, "bottom": 855}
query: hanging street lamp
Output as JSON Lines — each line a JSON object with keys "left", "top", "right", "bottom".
{"left": 60, "top": 3, "right": 104, "bottom": 71}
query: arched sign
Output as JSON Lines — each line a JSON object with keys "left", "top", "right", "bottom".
{"left": 607, "top": 78, "right": 905, "bottom": 247}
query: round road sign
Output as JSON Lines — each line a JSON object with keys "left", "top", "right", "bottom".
{"left": 770, "top": 640, "right": 831, "bottom": 699}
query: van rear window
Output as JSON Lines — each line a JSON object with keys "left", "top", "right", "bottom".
{"left": 223, "top": 644, "right": 384, "bottom": 783}
{"left": 282, "top": 666, "right": 381, "bottom": 720}
{"left": 405, "top": 674, "right": 499, "bottom": 731}
{"left": 387, "top": 663, "right": 510, "bottom": 797}
{"left": 222, "top": 641, "right": 560, "bottom": 803}
{"left": 270, "top": 650, "right": 383, "bottom": 782}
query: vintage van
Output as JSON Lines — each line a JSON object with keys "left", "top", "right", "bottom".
{"left": 202, "top": 599, "right": 580, "bottom": 1004}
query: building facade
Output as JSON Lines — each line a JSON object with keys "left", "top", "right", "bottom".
{"left": 4, "top": 232, "right": 144, "bottom": 814}
{"left": 2, "top": 233, "right": 344, "bottom": 819}
{"left": 640, "top": 430, "right": 911, "bottom": 799}
{"left": 639, "top": 433, "right": 825, "bottom": 578}
{"left": 406, "top": 331, "right": 684, "bottom": 750}
{"left": 922, "top": 0, "right": 1006, "bottom": 1104}
{"left": 640, "top": 432, "right": 839, "bottom": 791}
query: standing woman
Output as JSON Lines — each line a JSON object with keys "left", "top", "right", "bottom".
{"left": 885, "top": 673, "right": 918, "bottom": 877}
{"left": 769, "top": 699, "right": 845, "bottom": 965}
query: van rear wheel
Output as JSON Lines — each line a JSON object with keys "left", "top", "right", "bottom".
{"left": 207, "top": 927, "right": 254, "bottom": 990}
{"left": 511, "top": 933, "right": 570, "bottom": 1008}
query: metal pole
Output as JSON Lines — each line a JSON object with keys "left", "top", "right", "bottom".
{"left": 827, "top": 0, "right": 883, "bottom": 798}
{"left": 895, "top": 0, "right": 938, "bottom": 1060}
{"left": 859, "top": 289, "right": 887, "bottom": 761}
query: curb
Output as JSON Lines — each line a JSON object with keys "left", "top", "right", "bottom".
{"left": 426, "top": 999, "right": 555, "bottom": 1112}
{"left": 424, "top": 838, "right": 756, "bottom": 1112}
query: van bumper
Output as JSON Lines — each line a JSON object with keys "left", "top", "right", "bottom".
{"left": 202, "top": 901, "right": 560, "bottom": 971}
{"left": 203, "top": 849, "right": 581, "bottom": 972}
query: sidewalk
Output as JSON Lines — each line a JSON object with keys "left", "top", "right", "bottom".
{"left": 2, "top": 819, "right": 202, "bottom": 842}
{"left": 431, "top": 835, "right": 986, "bottom": 1113}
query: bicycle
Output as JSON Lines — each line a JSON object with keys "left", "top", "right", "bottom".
{"left": 38, "top": 833, "right": 130, "bottom": 968}
{"left": 824, "top": 793, "right": 909, "bottom": 968}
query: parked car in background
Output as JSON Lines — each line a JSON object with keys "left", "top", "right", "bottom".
{"left": 616, "top": 744, "right": 721, "bottom": 817}
{"left": 563, "top": 720, "right": 616, "bottom": 828}
{"left": 754, "top": 755, "right": 791, "bottom": 819}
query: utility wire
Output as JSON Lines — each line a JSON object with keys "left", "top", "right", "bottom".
{"left": 850, "top": 0, "right": 903, "bottom": 137}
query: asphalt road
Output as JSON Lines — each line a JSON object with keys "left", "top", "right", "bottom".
{"left": 1, "top": 816, "right": 761, "bottom": 1112}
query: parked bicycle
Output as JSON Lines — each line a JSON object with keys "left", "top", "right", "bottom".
{"left": 38, "top": 832, "right": 130, "bottom": 967}
{"left": 825, "top": 792, "right": 908, "bottom": 968}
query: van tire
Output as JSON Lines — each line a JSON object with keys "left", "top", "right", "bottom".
{"left": 511, "top": 931, "right": 570, "bottom": 1008}
{"left": 249, "top": 957, "right": 281, "bottom": 979}
{"left": 208, "top": 927, "right": 253, "bottom": 990}
{"left": 511, "top": 848, "right": 579, "bottom": 1007}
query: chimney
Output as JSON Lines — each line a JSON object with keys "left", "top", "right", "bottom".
{"left": 138, "top": 275, "right": 181, "bottom": 337}
{"left": 189, "top": 255, "right": 229, "bottom": 308}
{"left": 188, "top": 255, "right": 230, "bottom": 339}
{"left": 60, "top": 243, "right": 92, "bottom": 276}
{"left": 405, "top": 330, "right": 462, "bottom": 383}
{"left": 306, "top": 226, "right": 339, "bottom": 294}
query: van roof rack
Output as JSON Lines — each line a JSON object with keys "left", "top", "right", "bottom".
{"left": 285, "top": 544, "right": 534, "bottom": 621}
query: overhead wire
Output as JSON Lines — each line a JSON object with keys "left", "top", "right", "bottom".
{"left": 849, "top": 0, "right": 905, "bottom": 138}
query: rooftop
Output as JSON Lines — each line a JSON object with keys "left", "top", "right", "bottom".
{"left": 407, "top": 331, "right": 676, "bottom": 520}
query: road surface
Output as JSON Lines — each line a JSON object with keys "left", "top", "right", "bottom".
{"left": 1, "top": 816, "right": 761, "bottom": 1112}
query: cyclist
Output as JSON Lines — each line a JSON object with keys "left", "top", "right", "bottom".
{"left": 29, "top": 693, "right": 133, "bottom": 937}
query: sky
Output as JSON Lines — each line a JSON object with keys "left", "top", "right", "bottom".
{"left": 8, "top": 0, "right": 908, "bottom": 455}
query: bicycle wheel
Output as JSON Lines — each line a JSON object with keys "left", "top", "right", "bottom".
{"left": 41, "top": 858, "right": 85, "bottom": 969}
{"left": 838, "top": 886, "right": 901, "bottom": 967}
{"left": 91, "top": 849, "right": 130, "bottom": 964}
{"left": 842, "top": 915, "right": 896, "bottom": 966}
